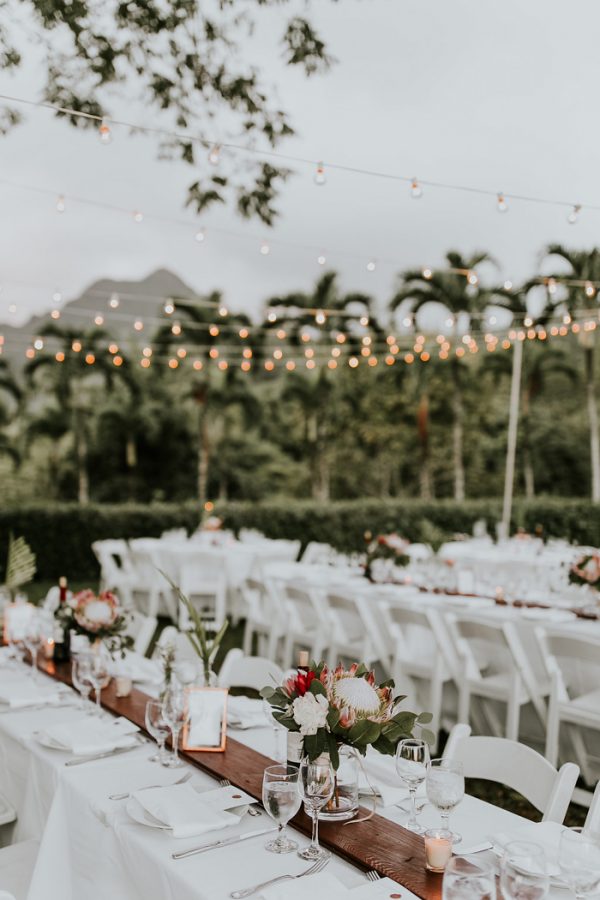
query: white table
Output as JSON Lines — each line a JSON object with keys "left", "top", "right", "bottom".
{"left": 0, "top": 660, "right": 538, "bottom": 900}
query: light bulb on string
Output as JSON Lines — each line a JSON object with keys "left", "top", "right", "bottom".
{"left": 98, "top": 117, "right": 112, "bottom": 144}
{"left": 56, "top": 195, "right": 65, "bottom": 213}
{"left": 317, "top": 254, "right": 326, "bottom": 266}
{"left": 109, "top": 293, "right": 120, "bottom": 309}
{"left": 51, "top": 309, "right": 60, "bottom": 320}
{"left": 260, "top": 241, "right": 270, "bottom": 255}
{"left": 585, "top": 281, "right": 596, "bottom": 298}
{"left": 467, "top": 270, "right": 479, "bottom": 286}
{"left": 8, "top": 304, "right": 16, "bottom": 314}
{"left": 133, "top": 210, "right": 143, "bottom": 223}
{"left": 567, "top": 204, "right": 581, "bottom": 225}
{"left": 410, "top": 178, "right": 423, "bottom": 199}
{"left": 504, "top": 280, "right": 513, "bottom": 291}
{"left": 314, "top": 162, "right": 326, "bottom": 185}
{"left": 208, "top": 144, "right": 221, "bottom": 165}
{"left": 164, "top": 299, "right": 175, "bottom": 315}
{"left": 359, "top": 315, "right": 369, "bottom": 326}
{"left": 366, "top": 259, "right": 376, "bottom": 272}
{"left": 218, "top": 306, "right": 228, "bottom": 317}
{"left": 497, "top": 192, "right": 508, "bottom": 213}
{"left": 315, "top": 309, "right": 326, "bottom": 325}
{"left": 52, "top": 291, "right": 62, "bottom": 304}
{"left": 94, "top": 313, "right": 104, "bottom": 326}
{"left": 422, "top": 267, "right": 432, "bottom": 280}
{"left": 547, "top": 278, "right": 557, "bottom": 295}
{"left": 194, "top": 229, "right": 205, "bottom": 243}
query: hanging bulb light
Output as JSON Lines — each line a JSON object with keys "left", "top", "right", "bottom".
{"left": 52, "top": 291, "right": 62, "bottom": 304}
{"left": 547, "top": 277, "right": 557, "bottom": 295}
{"left": 314, "top": 162, "right": 326, "bottom": 185}
{"left": 497, "top": 192, "right": 508, "bottom": 213}
{"left": 317, "top": 254, "right": 326, "bottom": 266}
{"left": 315, "top": 309, "right": 326, "bottom": 325}
{"left": 208, "top": 143, "right": 221, "bottom": 165}
{"left": 504, "top": 280, "right": 513, "bottom": 291}
{"left": 133, "top": 210, "right": 143, "bottom": 223}
{"left": 410, "top": 178, "right": 423, "bottom": 199}
{"left": 366, "top": 259, "right": 376, "bottom": 272}
{"left": 467, "top": 270, "right": 479, "bottom": 286}
{"left": 109, "top": 293, "right": 120, "bottom": 309}
{"left": 8, "top": 304, "right": 16, "bottom": 314}
{"left": 164, "top": 299, "right": 175, "bottom": 315}
{"left": 422, "top": 267, "right": 433, "bottom": 280}
{"left": 94, "top": 313, "right": 104, "bottom": 326}
{"left": 585, "top": 281, "right": 596, "bottom": 298}
{"left": 98, "top": 117, "right": 112, "bottom": 144}
{"left": 194, "top": 229, "right": 205, "bottom": 243}
{"left": 567, "top": 204, "right": 581, "bottom": 225}
{"left": 56, "top": 195, "right": 65, "bottom": 213}
{"left": 260, "top": 241, "right": 270, "bottom": 255}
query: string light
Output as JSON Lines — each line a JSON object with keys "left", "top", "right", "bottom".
{"left": 467, "top": 271, "right": 479, "bottom": 286}
{"left": 56, "top": 194, "right": 65, "bottom": 213}
{"left": 314, "top": 162, "right": 326, "bottom": 185}
{"left": 567, "top": 204, "right": 581, "bottom": 225}
{"left": 55, "top": 351, "right": 64, "bottom": 362}
{"left": 109, "top": 293, "right": 120, "bottom": 309}
{"left": 286, "top": 361, "right": 296, "bottom": 371}
{"left": 164, "top": 300, "right": 175, "bottom": 315}
{"left": 143, "top": 347, "right": 152, "bottom": 357}
{"left": 317, "top": 254, "right": 326, "bottom": 266}
{"left": 193, "top": 360, "right": 203, "bottom": 370}
{"left": 177, "top": 347, "right": 187, "bottom": 358}
{"left": 209, "top": 325, "right": 220, "bottom": 337}
{"left": 410, "top": 178, "right": 423, "bottom": 199}
{"left": 315, "top": 309, "right": 326, "bottom": 325}
{"left": 366, "top": 259, "right": 376, "bottom": 272}
{"left": 239, "top": 327, "right": 249, "bottom": 339}
{"left": 349, "top": 356, "right": 359, "bottom": 368}
{"left": 359, "top": 315, "right": 369, "bottom": 326}
{"left": 547, "top": 278, "right": 557, "bottom": 295}
{"left": 168, "top": 358, "right": 178, "bottom": 369}
{"left": 209, "top": 348, "right": 219, "bottom": 359}
{"left": 85, "top": 352, "right": 95, "bottom": 365}
{"left": 194, "top": 229, "right": 205, "bottom": 243}
{"left": 586, "top": 281, "right": 596, "bottom": 298}
{"left": 133, "top": 210, "right": 143, "bottom": 223}
{"left": 98, "top": 117, "right": 112, "bottom": 144}
{"left": 276, "top": 328, "right": 286, "bottom": 339}
{"left": 497, "top": 192, "right": 508, "bottom": 213}
{"left": 260, "top": 241, "right": 270, "bottom": 255}
{"left": 8, "top": 304, "right": 16, "bottom": 314}
{"left": 94, "top": 313, "right": 104, "bottom": 326}
{"left": 72, "top": 340, "right": 82, "bottom": 352}
{"left": 108, "top": 343, "right": 119, "bottom": 354}
{"left": 218, "top": 306, "right": 228, "bottom": 317}
{"left": 171, "top": 322, "right": 182, "bottom": 335}
{"left": 50, "top": 309, "right": 60, "bottom": 319}
{"left": 422, "top": 268, "right": 432, "bottom": 280}
{"left": 503, "top": 281, "right": 513, "bottom": 291}
{"left": 133, "top": 319, "right": 144, "bottom": 331}
{"left": 208, "top": 144, "right": 221, "bottom": 165}
{"left": 141, "top": 358, "right": 151, "bottom": 368}
{"left": 33, "top": 337, "right": 43, "bottom": 350}
{"left": 267, "top": 312, "right": 277, "bottom": 323}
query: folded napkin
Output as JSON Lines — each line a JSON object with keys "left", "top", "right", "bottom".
{"left": 41, "top": 716, "right": 139, "bottom": 756}
{"left": 0, "top": 681, "right": 64, "bottom": 709}
{"left": 228, "top": 696, "right": 269, "bottom": 730}
{"left": 358, "top": 751, "right": 425, "bottom": 808}
{"left": 109, "top": 652, "right": 162, "bottom": 685}
{"left": 133, "top": 782, "right": 239, "bottom": 839}
{"left": 488, "top": 821, "right": 565, "bottom": 877}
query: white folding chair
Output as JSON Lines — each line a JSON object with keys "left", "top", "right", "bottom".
{"left": 128, "top": 541, "right": 178, "bottom": 620}
{"left": 537, "top": 629, "right": 600, "bottom": 786}
{"left": 381, "top": 602, "right": 455, "bottom": 745}
{"left": 444, "top": 723, "right": 579, "bottom": 824}
{"left": 124, "top": 610, "right": 158, "bottom": 656}
{"left": 325, "top": 590, "right": 384, "bottom": 669}
{"left": 301, "top": 542, "right": 335, "bottom": 565}
{"left": 0, "top": 839, "right": 39, "bottom": 900}
{"left": 176, "top": 549, "right": 227, "bottom": 631}
{"left": 585, "top": 780, "right": 600, "bottom": 832}
{"left": 218, "top": 648, "right": 284, "bottom": 692}
{"left": 447, "top": 613, "right": 548, "bottom": 741}
{"left": 91, "top": 539, "right": 137, "bottom": 607}
{"left": 240, "top": 577, "right": 285, "bottom": 663}
{"left": 281, "top": 581, "right": 330, "bottom": 667}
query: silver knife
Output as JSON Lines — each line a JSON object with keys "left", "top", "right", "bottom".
{"left": 172, "top": 827, "right": 277, "bottom": 860}
{"left": 64, "top": 742, "right": 142, "bottom": 767}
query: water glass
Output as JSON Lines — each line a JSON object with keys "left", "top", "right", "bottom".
{"left": 558, "top": 827, "right": 600, "bottom": 899}
{"left": 396, "top": 738, "right": 430, "bottom": 834}
{"left": 145, "top": 699, "right": 170, "bottom": 765}
{"left": 500, "top": 841, "right": 549, "bottom": 900}
{"left": 443, "top": 856, "right": 496, "bottom": 900}
{"left": 71, "top": 655, "right": 94, "bottom": 712}
{"left": 89, "top": 652, "right": 109, "bottom": 714}
{"left": 161, "top": 686, "right": 189, "bottom": 768}
{"left": 297, "top": 757, "right": 334, "bottom": 861}
{"left": 24, "top": 615, "right": 43, "bottom": 681}
{"left": 262, "top": 699, "right": 285, "bottom": 762}
{"left": 426, "top": 758, "right": 465, "bottom": 843}
{"left": 262, "top": 764, "right": 301, "bottom": 853}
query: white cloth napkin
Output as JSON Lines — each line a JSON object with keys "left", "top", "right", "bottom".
{"left": 109, "top": 652, "right": 162, "bottom": 685}
{"left": 358, "top": 750, "right": 425, "bottom": 807}
{"left": 41, "top": 716, "right": 139, "bottom": 755}
{"left": 0, "top": 681, "right": 64, "bottom": 708}
{"left": 227, "top": 696, "right": 268, "bottom": 730}
{"left": 133, "top": 782, "right": 239, "bottom": 839}
{"left": 488, "top": 821, "right": 566, "bottom": 876}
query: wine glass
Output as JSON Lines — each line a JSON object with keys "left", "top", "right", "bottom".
{"left": 500, "top": 841, "right": 549, "bottom": 900}
{"left": 426, "top": 758, "right": 464, "bottom": 844}
{"left": 262, "top": 699, "right": 284, "bottom": 761}
{"left": 262, "top": 764, "right": 301, "bottom": 853}
{"left": 558, "top": 827, "right": 600, "bottom": 900}
{"left": 145, "top": 699, "right": 170, "bottom": 764}
{"left": 71, "top": 655, "right": 94, "bottom": 712}
{"left": 161, "top": 685, "right": 189, "bottom": 768}
{"left": 443, "top": 856, "right": 496, "bottom": 900}
{"left": 297, "top": 757, "right": 334, "bottom": 861}
{"left": 395, "top": 738, "right": 430, "bottom": 834}
{"left": 89, "top": 652, "right": 109, "bottom": 715}
{"left": 23, "top": 615, "right": 43, "bottom": 682}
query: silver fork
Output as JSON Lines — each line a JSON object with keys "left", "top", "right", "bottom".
{"left": 230, "top": 857, "right": 329, "bottom": 899}
{"left": 109, "top": 770, "right": 191, "bottom": 801}
{"left": 218, "top": 778, "right": 261, "bottom": 816}
{"left": 365, "top": 870, "right": 381, "bottom": 882}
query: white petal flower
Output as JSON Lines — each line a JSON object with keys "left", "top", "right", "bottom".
{"left": 292, "top": 693, "right": 329, "bottom": 736}
{"left": 332, "top": 676, "right": 380, "bottom": 715}
{"left": 82, "top": 600, "right": 114, "bottom": 625}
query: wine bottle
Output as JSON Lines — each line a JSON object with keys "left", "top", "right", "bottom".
{"left": 53, "top": 576, "right": 71, "bottom": 662}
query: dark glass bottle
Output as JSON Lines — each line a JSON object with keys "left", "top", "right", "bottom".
{"left": 53, "top": 576, "right": 71, "bottom": 662}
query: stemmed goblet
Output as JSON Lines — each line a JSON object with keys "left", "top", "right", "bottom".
{"left": 262, "top": 764, "right": 301, "bottom": 853}
{"left": 426, "top": 758, "right": 464, "bottom": 844}
{"left": 500, "top": 841, "right": 549, "bottom": 900}
{"left": 88, "top": 652, "right": 109, "bottom": 715}
{"left": 396, "top": 738, "right": 430, "bottom": 834}
{"left": 145, "top": 699, "right": 170, "bottom": 764}
{"left": 71, "top": 655, "right": 94, "bottom": 712}
{"left": 297, "top": 757, "right": 334, "bottom": 861}
{"left": 23, "top": 615, "right": 43, "bottom": 682}
{"left": 558, "top": 827, "right": 600, "bottom": 900}
{"left": 161, "top": 685, "right": 189, "bottom": 768}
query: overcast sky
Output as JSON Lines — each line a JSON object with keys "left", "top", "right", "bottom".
{"left": 1, "top": 0, "right": 600, "bottom": 328}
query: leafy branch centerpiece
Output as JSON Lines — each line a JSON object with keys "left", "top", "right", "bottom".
{"left": 262, "top": 661, "right": 433, "bottom": 820}
{"left": 55, "top": 589, "right": 133, "bottom": 657}
{"left": 363, "top": 532, "right": 411, "bottom": 582}
{"left": 3, "top": 533, "right": 37, "bottom": 600}
{"left": 569, "top": 553, "right": 600, "bottom": 592}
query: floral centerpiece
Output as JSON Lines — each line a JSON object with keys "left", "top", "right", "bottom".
{"left": 55, "top": 589, "right": 133, "bottom": 656}
{"left": 363, "top": 531, "right": 410, "bottom": 582}
{"left": 569, "top": 553, "right": 600, "bottom": 590}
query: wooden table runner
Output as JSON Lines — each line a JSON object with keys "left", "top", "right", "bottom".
{"left": 39, "top": 658, "right": 440, "bottom": 899}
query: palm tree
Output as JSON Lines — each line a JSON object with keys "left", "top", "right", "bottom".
{"left": 280, "top": 369, "right": 335, "bottom": 500}
{"left": 390, "top": 251, "right": 496, "bottom": 501}
{"left": 0, "top": 359, "right": 21, "bottom": 465}
{"left": 541, "top": 245, "right": 600, "bottom": 500}
{"left": 25, "top": 324, "right": 123, "bottom": 503}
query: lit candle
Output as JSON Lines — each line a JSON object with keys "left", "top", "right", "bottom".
{"left": 115, "top": 676, "right": 132, "bottom": 698}
{"left": 297, "top": 650, "right": 309, "bottom": 669}
{"left": 43, "top": 638, "right": 55, "bottom": 659}
{"left": 424, "top": 828, "right": 452, "bottom": 873}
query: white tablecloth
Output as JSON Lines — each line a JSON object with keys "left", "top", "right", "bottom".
{"left": 0, "top": 660, "right": 536, "bottom": 900}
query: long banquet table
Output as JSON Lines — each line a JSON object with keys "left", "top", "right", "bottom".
{"left": 0, "top": 656, "right": 569, "bottom": 900}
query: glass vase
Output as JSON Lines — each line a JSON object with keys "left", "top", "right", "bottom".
{"left": 317, "top": 746, "right": 359, "bottom": 822}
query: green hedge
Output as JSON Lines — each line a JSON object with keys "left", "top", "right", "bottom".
{"left": 0, "top": 498, "right": 598, "bottom": 583}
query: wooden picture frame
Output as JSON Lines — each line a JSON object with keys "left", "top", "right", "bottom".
{"left": 182, "top": 687, "right": 228, "bottom": 752}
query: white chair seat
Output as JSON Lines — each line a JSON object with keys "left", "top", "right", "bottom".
{"left": 562, "top": 688, "right": 600, "bottom": 722}
{"left": 0, "top": 839, "right": 39, "bottom": 900}
{"left": 475, "top": 672, "right": 530, "bottom": 704}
